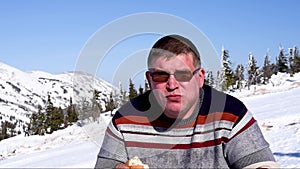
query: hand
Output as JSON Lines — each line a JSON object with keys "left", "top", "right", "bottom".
{"left": 115, "top": 163, "right": 147, "bottom": 169}
{"left": 115, "top": 163, "right": 129, "bottom": 169}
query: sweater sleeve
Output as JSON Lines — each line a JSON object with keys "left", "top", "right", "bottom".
{"left": 94, "top": 120, "right": 128, "bottom": 168}
{"left": 223, "top": 111, "right": 277, "bottom": 168}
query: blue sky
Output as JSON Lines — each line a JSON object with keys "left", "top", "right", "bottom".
{"left": 1, "top": 0, "right": 300, "bottom": 87}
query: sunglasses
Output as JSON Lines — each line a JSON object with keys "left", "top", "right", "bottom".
{"left": 147, "top": 68, "right": 201, "bottom": 82}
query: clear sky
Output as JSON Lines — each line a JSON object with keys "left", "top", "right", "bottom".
{"left": 1, "top": 0, "right": 300, "bottom": 88}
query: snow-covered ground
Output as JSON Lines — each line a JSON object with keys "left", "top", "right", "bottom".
{"left": 0, "top": 73, "right": 300, "bottom": 168}
{"left": 0, "top": 61, "right": 118, "bottom": 135}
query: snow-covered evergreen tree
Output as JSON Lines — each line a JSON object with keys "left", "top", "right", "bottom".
{"left": 262, "top": 51, "right": 273, "bottom": 84}
{"left": 90, "top": 90, "right": 101, "bottom": 121}
{"left": 105, "top": 92, "right": 116, "bottom": 116}
{"left": 144, "top": 80, "right": 150, "bottom": 93}
{"left": 28, "top": 105, "right": 46, "bottom": 136}
{"left": 277, "top": 44, "right": 289, "bottom": 73}
{"left": 66, "top": 97, "right": 78, "bottom": 126}
{"left": 288, "top": 48, "right": 294, "bottom": 76}
{"left": 247, "top": 52, "right": 259, "bottom": 89}
{"left": 36, "top": 105, "right": 45, "bottom": 135}
{"left": 0, "top": 121, "right": 15, "bottom": 140}
{"left": 77, "top": 98, "right": 92, "bottom": 124}
{"left": 44, "top": 95, "right": 64, "bottom": 134}
{"left": 29, "top": 111, "right": 38, "bottom": 135}
{"left": 51, "top": 107, "right": 64, "bottom": 132}
{"left": 206, "top": 70, "right": 214, "bottom": 87}
{"left": 234, "top": 64, "right": 244, "bottom": 91}
{"left": 215, "top": 70, "right": 223, "bottom": 91}
{"left": 291, "top": 46, "right": 300, "bottom": 74}
{"left": 118, "top": 81, "right": 128, "bottom": 107}
{"left": 221, "top": 47, "right": 234, "bottom": 91}
{"left": 128, "top": 78, "right": 138, "bottom": 100}
{"left": 138, "top": 85, "right": 144, "bottom": 95}
{"left": 44, "top": 94, "right": 55, "bottom": 133}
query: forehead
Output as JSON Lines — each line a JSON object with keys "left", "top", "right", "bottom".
{"left": 148, "top": 53, "right": 195, "bottom": 71}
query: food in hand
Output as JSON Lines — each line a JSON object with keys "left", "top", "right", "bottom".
{"left": 125, "top": 156, "right": 149, "bottom": 169}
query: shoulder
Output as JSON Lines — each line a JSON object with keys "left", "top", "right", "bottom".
{"left": 117, "top": 91, "right": 152, "bottom": 116}
{"left": 200, "top": 85, "right": 248, "bottom": 123}
{"left": 112, "top": 91, "right": 162, "bottom": 125}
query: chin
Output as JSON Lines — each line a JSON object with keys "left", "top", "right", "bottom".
{"left": 164, "top": 112, "right": 179, "bottom": 119}
{"left": 164, "top": 108, "right": 181, "bottom": 118}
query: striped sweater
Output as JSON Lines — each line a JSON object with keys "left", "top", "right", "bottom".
{"left": 95, "top": 85, "right": 275, "bottom": 168}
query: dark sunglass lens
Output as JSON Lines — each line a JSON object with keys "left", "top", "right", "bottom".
{"left": 151, "top": 72, "right": 169, "bottom": 82}
{"left": 175, "top": 71, "right": 193, "bottom": 82}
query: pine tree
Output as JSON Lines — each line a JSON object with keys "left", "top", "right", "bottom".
{"left": 144, "top": 80, "right": 150, "bottom": 92}
{"left": 138, "top": 85, "right": 144, "bottom": 95}
{"left": 0, "top": 122, "right": 4, "bottom": 140}
{"left": 8, "top": 121, "right": 17, "bottom": 138}
{"left": 118, "top": 82, "right": 128, "bottom": 107}
{"left": 247, "top": 53, "right": 259, "bottom": 89}
{"left": 107, "top": 92, "right": 116, "bottom": 116}
{"left": 77, "top": 98, "right": 91, "bottom": 124}
{"left": 288, "top": 48, "right": 294, "bottom": 76}
{"left": 50, "top": 107, "right": 64, "bottom": 132}
{"left": 44, "top": 94, "right": 63, "bottom": 134}
{"left": 66, "top": 97, "right": 78, "bottom": 125}
{"left": 128, "top": 78, "right": 138, "bottom": 99}
{"left": 277, "top": 44, "right": 289, "bottom": 73}
{"left": 0, "top": 121, "right": 16, "bottom": 139}
{"left": 29, "top": 105, "right": 45, "bottom": 135}
{"left": 29, "top": 111, "right": 39, "bottom": 135}
{"left": 292, "top": 46, "right": 300, "bottom": 73}
{"left": 214, "top": 70, "right": 222, "bottom": 91}
{"left": 1, "top": 121, "right": 8, "bottom": 140}
{"left": 45, "top": 94, "right": 54, "bottom": 133}
{"left": 262, "top": 52, "right": 273, "bottom": 84}
{"left": 36, "top": 105, "right": 45, "bottom": 135}
{"left": 234, "top": 64, "right": 244, "bottom": 91}
{"left": 91, "top": 90, "right": 101, "bottom": 122}
{"left": 206, "top": 71, "right": 214, "bottom": 87}
{"left": 221, "top": 47, "right": 234, "bottom": 91}
{"left": 120, "top": 88, "right": 128, "bottom": 106}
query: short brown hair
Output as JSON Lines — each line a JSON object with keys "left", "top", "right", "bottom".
{"left": 147, "top": 34, "right": 201, "bottom": 68}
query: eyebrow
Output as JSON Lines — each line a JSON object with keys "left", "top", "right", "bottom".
{"left": 148, "top": 68, "right": 191, "bottom": 72}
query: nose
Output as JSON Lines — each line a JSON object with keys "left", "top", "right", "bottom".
{"left": 166, "top": 75, "right": 179, "bottom": 90}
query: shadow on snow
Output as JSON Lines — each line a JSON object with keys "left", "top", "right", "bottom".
{"left": 274, "top": 152, "right": 300, "bottom": 158}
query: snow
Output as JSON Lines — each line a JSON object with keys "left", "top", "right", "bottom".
{"left": 238, "top": 87, "right": 300, "bottom": 168}
{"left": 1, "top": 73, "right": 300, "bottom": 168}
{"left": 0, "top": 114, "right": 112, "bottom": 168}
{"left": 0, "top": 61, "right": 118, "bottom": 136}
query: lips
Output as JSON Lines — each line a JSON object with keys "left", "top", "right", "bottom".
{"left": 166, "top": 94, "right": 181, "bottom": 102}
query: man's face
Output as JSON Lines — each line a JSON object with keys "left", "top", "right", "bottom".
{"left": 146, "top": 53, "right": 205, "bottom": 119}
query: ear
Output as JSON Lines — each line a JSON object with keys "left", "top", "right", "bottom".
{"left": 145, "top": 71, "right": 152, "bottom": 89}
{"left": 198, "top": 68, "right": 205, "bottom": 88}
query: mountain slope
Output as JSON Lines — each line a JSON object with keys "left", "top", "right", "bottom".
{"left": 0, "top": 83, "right": 300, "bottom": 167}
{"left": 0, "top": 61, "right": 118, "bottom": 135}
{"left": 0, "top": 72, "right": 299, "bottom": 167}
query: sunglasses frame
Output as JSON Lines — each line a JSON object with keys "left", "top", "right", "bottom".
{"left": 147, "top": 67, "right": 201, "bottom": 82}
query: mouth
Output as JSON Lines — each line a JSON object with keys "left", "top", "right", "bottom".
{"left": 166, "top": 94, "right": 182, "bottom": 102}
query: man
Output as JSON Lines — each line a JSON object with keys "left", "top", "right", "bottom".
{"left": 95, "top": 35, "right": 278, "bottom": 168}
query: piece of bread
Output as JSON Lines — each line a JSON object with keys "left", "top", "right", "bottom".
{"left": 125, "top": 156, "right": 149, "bottom": 169}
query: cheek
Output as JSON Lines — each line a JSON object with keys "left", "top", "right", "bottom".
{"left": 151, "top": 88, "right": 167, "bottom": 109}
{"left": 194, "top": 75, "right": 203, "bottom": 88}
{"left": 149, "top": 82, "right": 166, "bottom": 90}
{"left": 182, "top": 81, "right": 201, "bottom": 96}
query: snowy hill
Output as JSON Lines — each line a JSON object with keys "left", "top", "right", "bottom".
{"left": 0, "top": 61, "right": 118, "bottom": 136}
{"left": 0, "top": 71, "right": 300, "bottom": 167}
